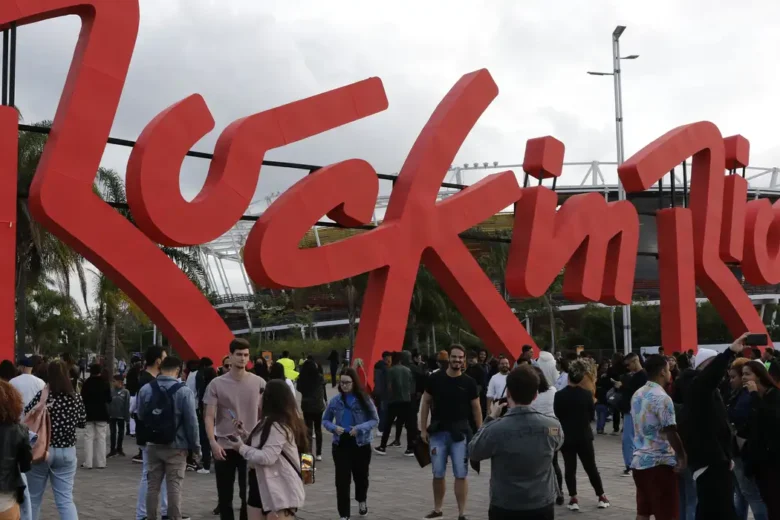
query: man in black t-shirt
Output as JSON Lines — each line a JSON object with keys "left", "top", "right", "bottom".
{"left": 420, "top": 344, "right": 481, "bottom": 520}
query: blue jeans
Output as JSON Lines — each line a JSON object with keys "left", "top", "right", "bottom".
{"left": 429, "top": 431, "right": 468, "bottom": 479}
{"left": 678, "top": 468, "right": 697, "bottom": 520}
{"left": 136, "top": 445, "right": 168, "bottom": 520}
{"left": 26, "top": 446, "right": 78, "bottom": 520}
{"left": 621, "top": 413, "right": 634, "bottom": 469}
{"left": 595, "top": 404, "right": 608, "bottom": 433}
{"left": 20, "top": 472, "right": 31, "bottom": 520}
{"left": 733, "top": 457, "right": 768, "bottom": 520}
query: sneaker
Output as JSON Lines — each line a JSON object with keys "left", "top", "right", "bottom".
{"left": 80, "top": 464, "right": 92, "bottom": 469}
{"left": 107, "top": 451, "right": 117, "bottom": 458}
{"left": 458, "top": 516, "right": 469, "bottom": 520}
{"left": 197, "top": 468, "right": 210, "bottom": 475}
{"left": 389, "top": 440, "right": 402, "bottom": 448}
{"left": 598, "top": 495, "right": 610, "bottom": 509}
{"left": 610, "top": 431, "right": 620, "bottom": 436}
{"left": 404, "top": 449, "right": 415, "bottom": 457}
{"left": 373, "top": 446, "right": 387, "bottom": 455}
{"left": 359, "top": 502, "right": 368, "bottom": 516}
{"left": 118, "top": 451, "right": 126, "bottom": 457}
{"left": 212, "top": 506, "right": 220, "bottom": 516}
{"left": 186, "top": 463, "right": 198, "bottom": 472}
{"left": 556, "top": 495, "right": 564, "bottom": 506}
{"left": 316, "top": 455, "right": 322, "bottom": 461}
{"left": 132, "top": 452, "right": 143, "bottom": 464}
{"left": 568, "top": 498, "right": 580, "bottom": 511}
{"left": 596, "top": 430, "right": 604, "bottom": 435}
{"left": 423, "top": 511, "right": 443, "bottom": 519}
{"left": 621, "top": 468, "right": 631, "bottom": 477}
{"left": 339, "top": 517, "right": 350, "bottom": 520}
{"left": 162, "top": 516, "right": 190, "bottom": 520}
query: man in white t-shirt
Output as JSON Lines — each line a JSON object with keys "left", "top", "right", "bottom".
{"left": 487, "top": 357, "right": 511, "bottom": 410}
{"left": 11, "top": 357, "right": 45, "bottom": 410}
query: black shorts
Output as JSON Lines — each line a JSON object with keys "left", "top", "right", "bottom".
{"left": 247, "top": 469, "right": 269, "bottom": 515}
{"left": 632, "top": 465, "right": 679, "bottom": 519}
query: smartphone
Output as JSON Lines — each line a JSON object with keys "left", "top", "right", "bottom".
{"left": 227, "top": 410, "right": 236, "bottom": 420}
{"left": 745, "top": 334, "right": 769, "bottom": 347}
{"left": 225, "top": 434, "right": 239, "bottom": 443}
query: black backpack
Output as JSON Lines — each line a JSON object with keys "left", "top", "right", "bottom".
{"left": 142, "top": 380, "right": 184, "bottom": 445}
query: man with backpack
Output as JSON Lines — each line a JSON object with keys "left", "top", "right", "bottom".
{"left": 137, "top": 355, "right": 200, "bottom": 520}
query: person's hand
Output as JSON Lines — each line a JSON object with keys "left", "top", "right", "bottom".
{"left": 745, "top": 380, "right": 758, "bottom": 393}
{"left": 233, "top": 420, "right": 248, "bottom": 440}
{"left": 730, "top": 459, "right": 735, "bottom": 471}
{"left": 614, "top": 381, "right": 622, "bottom": 389}
{"left": 349, "top": 427, "right": 358, "bottom": 437}
{"left": 225, "top": 436, "right": 244, "bottom": 451}
{"left": 420, "top": 429, "right": 429, "bottom": 444}
{"left": 674, "top": 455, "right": 687, "bottom": 473}
{"left": 731, "top": 332, "right": 750, "bottom": 353}
{"left": 210, "top": 439, "right": 227, "bottom": 461}
{"left": 334, "top": 426, "right": 345, "bottom": 435}
{"left": 490, "top": 401, "right": 507, "bottom": 419}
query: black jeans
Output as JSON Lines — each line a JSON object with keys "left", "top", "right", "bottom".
{"left": 109, "top": 418, "right": 125, "bottom": 453}
{"left": 303, "top": 410, "right": 323, "bottom": 456}
{"left": 330, "top": 362, "right": 339, "bottom": 387}
{"left": 561, "top": 440, "right": 604, "bottom": 497}
{"left": 215, "top": 449, "right": 248, "bottom": 520}
{"left": 489, "top": 504, "right": 554, "bottom": 520}
{"left": 198, "top": 413, "right": 212, "bottom": 471}
{"left": 695, "top": 462, "right": 737, "bottom": 520}
{"left": 380, "top": 401, "right": 417, "bottom": 448}
{"left": 553, "top": 451, "right": 563, "bottom": 496}
{"left": 333, "top": 435, "right": 371, "bottom": 518}
{"left": 613, "top": 410, "right": 621, "bottom": 433}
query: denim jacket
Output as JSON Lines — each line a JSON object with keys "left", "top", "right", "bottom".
{"left": 137, "top": 375, "right": 200, "bottom": 452}
{"left": 322, "top": 394, "right": 378, "bottom": 447}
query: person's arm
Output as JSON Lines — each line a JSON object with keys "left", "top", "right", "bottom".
{"left": 486, "top": 378, "right": 496, "bottom": 410}
{"left": 697, "top": 335, "right": 747, "bottom": 393}
{"left": 471, "top": 398, "right": 483, "bottom": 429}
{"left": 181, "top": 389, "right": 201, "bottom": 453}
{"left": 238, "top": 424, "right": 285, "bottom": 466}
{"left": 123, "top": 390, "right": 131, "bottom": 422}
{"left": 419, "top": 391, "right": 433, "bottom": 442}
{"left": 321, "top": 398, "right": 339, "bottom": 434}
{"left": 355, "top": 399, "right": 379, "bottom": 433}
{"left": 17, "top": 432, "right": 32, "bottom": 473}
{"left": 468, "top": 420, "right": 496, "bottom": 461}
{"left": 202, "top": 381, "right": 226, "bottom": 460}
{"left": 663, "top": 426, "right": 687, "bottom": 471}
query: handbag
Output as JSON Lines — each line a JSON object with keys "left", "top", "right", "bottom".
{"left": 606, "top": 388, "right": 620, "bottom": 408}
{"left": 23, "top": 387, "right": 51, "bottom": 464}
{"left": 413, "top": 436, "right": 431, "bottom": 468}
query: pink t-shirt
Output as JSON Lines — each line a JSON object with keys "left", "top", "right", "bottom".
{"left": 203, "top": 371, "right": 266, "bottom": 448}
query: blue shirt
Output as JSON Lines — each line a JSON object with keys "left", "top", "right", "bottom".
{"left": 339, "top": 394, "right": 356, "bottom": 428}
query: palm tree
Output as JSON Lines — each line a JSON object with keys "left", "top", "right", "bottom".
{"left": 16, "top": 121, "right": 89, "bottom": 354}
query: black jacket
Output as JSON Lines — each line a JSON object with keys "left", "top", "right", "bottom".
{"left": 618, "top": 370, "right": 647, "bottom": 414}
{"left": 0, "top": 423, "right": 31, "bottom": 503}
{"left": 680, "top": 349, "right": 735, "bottom": 472}
{"left": 554, "top": 386, "right": 595, "bottom": 445}
{"left": 743, "top": 386, "right": 780, "bottom": 475}
{"left": 81, "top": 375, "right": 112, "bottom": 422}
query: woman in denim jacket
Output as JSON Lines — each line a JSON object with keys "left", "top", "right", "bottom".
{"left": 323, "top": 368, "right": 379, "bottom": 520}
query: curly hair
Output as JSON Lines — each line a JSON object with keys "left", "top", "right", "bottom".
{"left": 0, "top": 380, "right": 22, "bottom": 425}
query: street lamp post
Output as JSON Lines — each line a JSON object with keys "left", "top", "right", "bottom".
{"left": 587, "top": 25, "right": 639, "bottom": 355}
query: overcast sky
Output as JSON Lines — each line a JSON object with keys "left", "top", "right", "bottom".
{"left": 14, "top": 0, "right": 780, "bottom": 299}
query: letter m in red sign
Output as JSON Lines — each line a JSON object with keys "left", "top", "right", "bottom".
{"left": 505, "top": 137, "right": 640, "bottom": 305}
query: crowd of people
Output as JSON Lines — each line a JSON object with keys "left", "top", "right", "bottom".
{"left": 0, "top": 337, "right": 779, "bottom": 519}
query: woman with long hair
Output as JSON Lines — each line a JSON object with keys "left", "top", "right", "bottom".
{"left": 322, "top": 368, "right": 378, "bottom": 520}
{"left": 25, "top": 360, "right": 86, "bottom": 519}
{"left": 741, "top": 360, "right": 780, "bottom": 517}
{"left": 226, "top": 380, "right": 307, "bottom": 520}
{"left": 0, "top": 381, "right": 32, "bottom": 520}
{"left": 297, "top": 360, "right": 326, "bottom": 461}
{"left": 270, "top": 362, "right": 296, "bottom": 395}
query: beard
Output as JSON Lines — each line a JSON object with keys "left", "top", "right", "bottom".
{"left": 449, "top": 361, "right": 462, "bottom": 371}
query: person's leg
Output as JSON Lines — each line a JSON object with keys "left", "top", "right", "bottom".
{"left": 695, "top": 463, "right": 738, "bottom": 520}
{"left": 733, "top": 458, "right": 768, "bottom": 520}
{"left": 612, "top": 408, "right": 621, "bottom": 433}
{"left": 595, "top": 404, "right": 607, "bottom": 433}
{"left": 404, "top": 401, "right": 418, "bottom": 449}
{"left": 379, "top": 403, "right": 400, "bottom": 448}
{"left": 552, "top": 451, "right": 563, "bottom": 500}
{"left": 199, "top": 415, "right": 211, "bottom": 471}
{"left": 578, "top": 440, "right": 605, "bottom": 496}
{"left": 162, "top": 448, "right": 187, "bottom": 520}
{"left": 377, "top": 400, "right": 388, "bottom": 433}
{"left": 313, "top": 413, "right": 323, "bottom": 456}
{"left": 236, "top": 453, "right": 248, "bottom": 520}
{"left": 146, "top": 445, "right": 165, "bottom": 520}
{"left": 117, "top": 419, "right": 126, "bottom": 454}
{"left": 83, "top": 421, "right": 95, "bottom": 468}
{"left": 18, "top": 472, "right": 31, "bottom": 520}
{"left": 25, "top": 456, "right": 50, "bottom": 520}
{"left": 450, "top": 438, "right": 469, "bottom": 516}
{"left": 560, "top": 445, "right": 578, "bottom": 497}
{"left": 129, "top": 395, "right": 137, "bottom": 435}
{"left": 109, "top": 419, "right": 118, "bottom": 454}
{"left": 96, "top": 421, "right": 108, "bottom": 467}
{"left": 621, "top": 413, "right": 634, "bottom": 470}
{"left": 756, "top": 468, "right": 780, "bottom": 520}
{"left": 214, "top": 451, "right": 238, "bottom": 520}
{"left": 352, "top": 444, "right": 372, "bottom": 504}
{"left": 392, "top": 402, "right": 406, "bottom": 444}
{"left": 429, "top": 432, "right": 449, "bottom": 513}
{"left": 48, "top": 447, "right": 79, "bottom": 520}
{"left": 332, "top": 440, "right": 353, "bottom": 518}
{"left": 136, "top": 446, "right": 149, "bottom": 520}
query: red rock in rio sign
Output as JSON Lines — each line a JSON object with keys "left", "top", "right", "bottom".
{"left": 0, "top": 1, "right": 773, "bottom": 384}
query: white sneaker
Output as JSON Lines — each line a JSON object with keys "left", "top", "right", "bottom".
{"left": 196, "top": 468, "right": 210, "bottom": 475}
{"left": 316, "top": 455, "right": 322, "bottom": 461}
{"left": 598, "top": 495, "right": 610, "bottom": 509}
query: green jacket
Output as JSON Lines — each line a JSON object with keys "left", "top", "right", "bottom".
{"left": 387, "top": 364, "right": 413, "bottom": 403}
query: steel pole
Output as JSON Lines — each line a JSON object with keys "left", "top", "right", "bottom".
{"left": 613, "top": 29, "right": 633, "bottom": 355}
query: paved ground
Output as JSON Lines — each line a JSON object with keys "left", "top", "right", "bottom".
{"left": 40, "top": 429, "right": 640, "bottom": 519}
